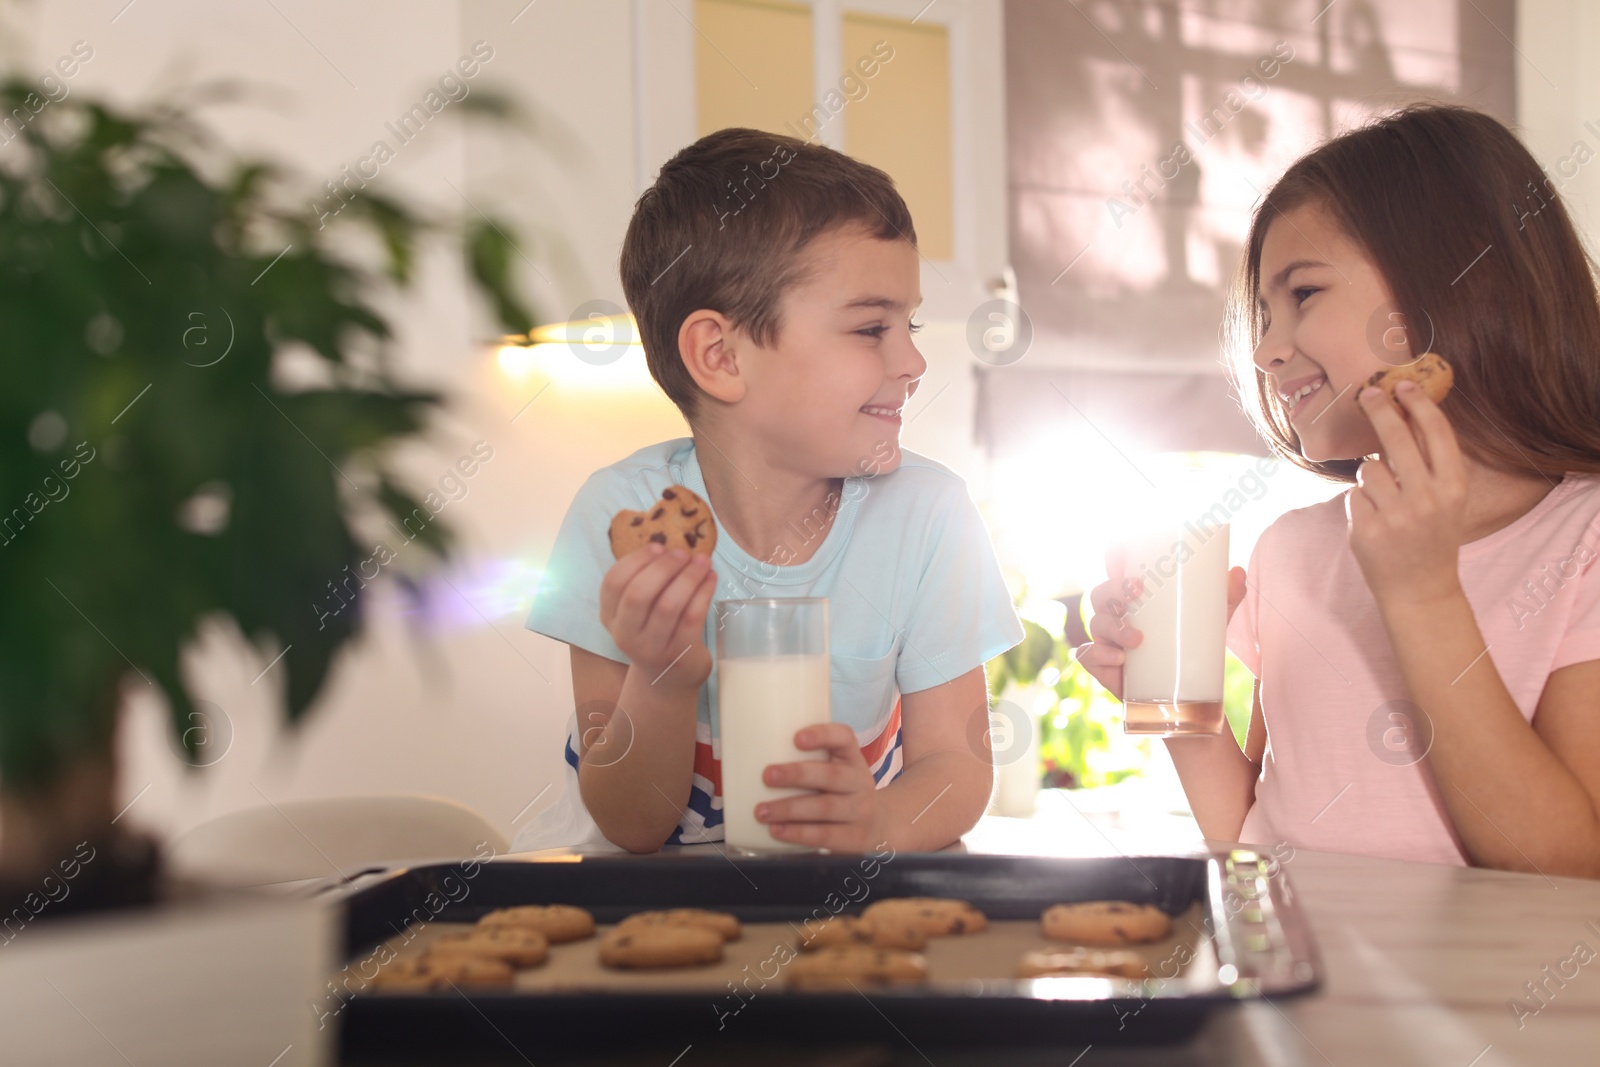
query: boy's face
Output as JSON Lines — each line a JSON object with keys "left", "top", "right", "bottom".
{"left": 731, "top": 226, "right": 925, "bottom": 479}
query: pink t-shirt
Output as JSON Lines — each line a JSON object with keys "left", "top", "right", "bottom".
{"left": 1226, "top": 474, "right": 1600, "bottom": 866}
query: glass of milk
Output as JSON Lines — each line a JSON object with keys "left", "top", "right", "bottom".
{"left": 1120, "top": 523, "right": 1230, "bottom": 735}
{"left": 714, "top": 597, "right": 831, "bottom": 851}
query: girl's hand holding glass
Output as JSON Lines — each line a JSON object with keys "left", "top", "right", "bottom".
{"left": 1075, "top": 549, "right": 1247, "bottom": 700}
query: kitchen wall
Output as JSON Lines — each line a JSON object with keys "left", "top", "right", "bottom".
{"left": 3, "top": 0, "right": 1005, "bottom": 852}
{"left": 988, "top": 0, "right": 1517, "bottom": 459}
{"left": 1518, "top": 0, "right": 1600, "bottom": 251}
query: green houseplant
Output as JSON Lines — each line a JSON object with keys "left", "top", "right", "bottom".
{"left": 0, "top": 80, "right": 534, "bottom": 907}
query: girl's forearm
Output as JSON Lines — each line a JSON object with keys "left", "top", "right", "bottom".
{"left": 1161, "top": 732, "right": 1259, "bottom": 843}
{"left": 1379, "top": 590, "right": 1600, "bottom": 877}
{"left": 578, "top": 667, "right": 700, "bottom": 852}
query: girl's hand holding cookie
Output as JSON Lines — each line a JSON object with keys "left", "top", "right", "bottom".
{"left": 755, "top": 723, "right": 885, "bottom": 851}
{"left": 599, "top": 542, "right": 718, "bottom": 691}
{"left": 1350, "top": 379, "right": 1469, "bottom": 606}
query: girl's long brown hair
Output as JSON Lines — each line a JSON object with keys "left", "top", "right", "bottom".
{"left": 1227, "top": 104, "right": 1600, "bottom": 482}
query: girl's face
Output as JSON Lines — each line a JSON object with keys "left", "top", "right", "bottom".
{"left": 1253, "top": 203, "right": 1416, "bottom": 462}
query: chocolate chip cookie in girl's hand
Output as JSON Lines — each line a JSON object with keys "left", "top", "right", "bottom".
{"left": 1363, "top": 351, "right": 1453, "bottom": 407}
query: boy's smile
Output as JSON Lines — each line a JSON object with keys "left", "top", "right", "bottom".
{"left": 1253, "top": 203, "right": 1414, "bottom": 462}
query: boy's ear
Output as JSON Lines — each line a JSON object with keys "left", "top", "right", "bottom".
{"left": 678, "top": 309, "right": 747, "bottom": 404}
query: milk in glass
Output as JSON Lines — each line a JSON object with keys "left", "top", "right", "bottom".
{"left": 714, "top": 598, "right": 830, "bottom": 850}
{"left": 1121, "top": 524, "right": 1230, "bottom": 735}
{"left": 718, "top": 653, "right": 830, "bottom": 849}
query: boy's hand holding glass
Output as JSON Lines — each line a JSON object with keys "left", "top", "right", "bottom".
{"left": 599, "top": 542, "right": 718, "bottom": 690}
{"left": 1349, "top": 380, "right": 1469, "bottom": 607}
{"left": 754, "top": 723, "right": 885, "bottom": 851}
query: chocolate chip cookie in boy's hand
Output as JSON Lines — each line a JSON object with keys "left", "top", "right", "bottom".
{"left": 1365, "top": 351, "right": 1453, "bottom": 404}
{"left": 609, "top": 485, "right": 717, "bottom": 559}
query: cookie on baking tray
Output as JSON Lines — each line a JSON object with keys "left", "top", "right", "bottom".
{"left": 1364, "top": 351, "right": 1453, "bottom": 404}
{"left": 477, "top": 904, "right": 595, "bottom": 943}
{"left": 598, "top": 924, "right": 725, "bottom": 969}
{"left": 367, "top": 954, "right": 514, "bottom": 991}
{"left": 608, "top": 485, "right": 717, "bottom": 559}
{"left": 797, "top": 914, "right": 928, "bottom": 952}
{"left": 1017, "top": 946, "right": 1149, "bottom": 980}
{"left": 1041, "top": 901, "right": 1172, "bottom": 946}
{"left": 426, "top": 926, "right": 550, "bottom": 968}
{"left": 860, "top": 897, "right": 988, "bottom": 937}
{"left": 786, "top": 945, "right": 929, "bottom": 990}
{"left": 615, "top": 908, "right": 742, "bottom": 942}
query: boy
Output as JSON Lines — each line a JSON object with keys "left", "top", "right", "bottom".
{"left": 516, "top": 128, "right": 1022, "bottom": 853}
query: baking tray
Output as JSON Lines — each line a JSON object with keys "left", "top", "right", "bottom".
{"left": 333, "top": 847, "right": 1319, "bottom": 1061}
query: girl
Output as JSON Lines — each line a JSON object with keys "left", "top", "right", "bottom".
{"left": 1076, "top": 105, "right": 1600, "bottom": 878}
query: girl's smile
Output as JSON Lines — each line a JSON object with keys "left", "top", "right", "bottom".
{"left": 1279, "top": 373, "right": 1329, "bottom": 420}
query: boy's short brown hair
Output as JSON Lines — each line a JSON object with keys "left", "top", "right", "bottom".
{"left": 621, "top": 127, "right": 916, "bottom": 420}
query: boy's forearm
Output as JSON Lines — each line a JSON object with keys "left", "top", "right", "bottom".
{"left": 1161, "top": 734, "right": 1258, "bottom": 843}
{"left": 578, "top": 668, "right": 701, "bottom": 852}
{"left": 872, "top": 748, "right": 992, "bottom": 852}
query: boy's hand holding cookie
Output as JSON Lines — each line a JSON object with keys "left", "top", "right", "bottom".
{"left": 600, "top": 487, "right": 720, "bottom": 691}
{"left": 1351, "top": 370, "right": 1468, "bottom": 606}
{"left": 599, "top": 543, "right": 717, "bottom": 689}
{"left": 755, "top": 723, "right": 886, "bottom": 851}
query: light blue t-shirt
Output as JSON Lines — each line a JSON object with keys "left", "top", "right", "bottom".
{"left": 514, "top": 438, "right": 1023, "bottom": 851}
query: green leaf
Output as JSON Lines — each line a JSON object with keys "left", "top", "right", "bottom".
{"left": 340, "top": 192, "right": 420, "bottom": 284}
{"left": 465, "top": 217, "right": 535, "bottom": 335}
{"left": 1001, "top": 619, "right": 1055, "bottom": 687}
{"left": 455, "top": 89, "right": 534, "bottom": 130}
{"left": 377, "top": 477, "right": 453, "bottom": 560}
